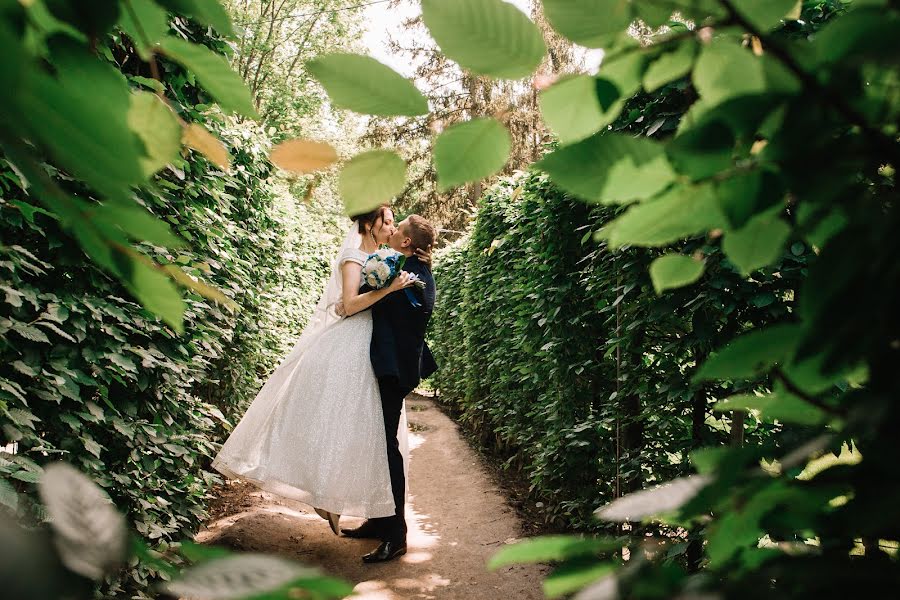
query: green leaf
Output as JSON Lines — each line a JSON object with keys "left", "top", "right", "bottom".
{"left": 178, "top": 541, "right": 232, "bottom": 563}
{"left": 13, "top": 323, "right": 50, "bottom": 343}
{"left": 716, "top": 169, "right": 785, "bottom": 229}
{"left": 694, "top": 323, "right": 802, "bottom": 382}
{"left": 722, "top": 214, "right": 791, "bottom": 275}
{"left": 11, "top": 360, "right": 38, "bottom": 377}
{"left": 667, "top": 118, "right": 736, "bottom": 180}
{"left": 162, "top": 555, "right": 323, "bottom": 600}
{"left": 0, "top": 478, "right": 19, "bottom": 511}
{"left": 541, "top": 52, "right": 646, "bottom": 144}
{"left": 306, "top": 53, "right": 428, "bottom": 117}
{"left": 0, "top": 19, "right": 26, "bottom": 119}
{"left": 112, "top": 418, "right": 135, "bottom": 438}
{"left": 11, "top": 469, "right": 41, "bottom": 484}
{"left": 782, "top": 353, "right": 853, "bottom": 395}
{"left": 636, "top": 2, "right": 674, "bottom": 27}
{"left": 35, "top": 321, "right": 77, "bottom": 343}
{"left": 488, "top": 536, "right": 623, "bottom": 570}
{"left": 126, "top": 257, "right": 185, "bottom": 333}
{"left": 92, "top": 202, "right": 183, "bottom": 247}
{"left": 159, "top": 37, "right": 257, "bottom": 118}
{"left": 129, "top": 75, "right": 165, "bottom": 93}
{"left": 9, "top": 200, "right": 59, "bottom": 223}
{"left": 811, "top": 8, "right": 900, "bottom": 66}
{"left": 434, "top": 118, "right": 511, "bottom": 190}
{"left": 539, "top": 75, "right": 618, "bottom": 144}
{"left": 106, "top": 352, "right": 138, "bottom": 373}
{"left": 643, "top": 41, "right": 696, "bottom": 92}
{"left": 45, "top": 0, "right": 120, "bottom": 36}
{"left": 604, "top": 184, "right": 726, "bottom": 249}
{"left": 595, "top": 475, "right": 711, "bottom": 521}
{"left": 118, "top": 0, "right": 169, "bottom": 61}
{"left": 60, "top": 413, "right": 82, "bottom": 432}
{"left": 693, "top": 38, "right": 799, "bottom": 106}
{"left": 128, "top": 91, "right": 181, "bottom": 177}
{"left": 19, "top": 38, "right": 145, "bottom": 198}
{"left": 537, "top": 133, "right": 676, "bottom": 204}
{"left": 714, "top": 391, "right": 826, "bottom": 426}
{"left": 545, "top": 561, "right": 615, "bottom": 599}
{"left": 690, "top": 447, "right": 733, "bottom": 475}
{"left": 649, "top": 254, "right": 705, "bottom": 294}
{"left": 542, "top": 0, "right": 633, "bottom": 48}
{"left": 6, "top": 408, "right": 40, "bottom": 429}
{"left": 338, "top": 150, "right": 407, "bottom": 216}
{"left": 734, "top": 0, "right": 799, "bottom": 31}
{"left": 155, "top": 0, "right": 234, "bottom": 37}
{"left": 421, "top": 0, "right": 546, "bottom": 79}
{"left": 82, "top": 436, "right": 103, "bottom": 458}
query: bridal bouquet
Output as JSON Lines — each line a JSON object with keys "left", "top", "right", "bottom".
{"left": 362, "top": 249, "right": 425, "bottom": 306}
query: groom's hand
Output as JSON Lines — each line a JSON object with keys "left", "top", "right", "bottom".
{"left": 415, "top": 244, "right": 433, "bottom": 267}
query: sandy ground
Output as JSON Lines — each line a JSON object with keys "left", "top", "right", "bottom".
{"left": 197, "top": 393, "right": 549, "bottom": 599}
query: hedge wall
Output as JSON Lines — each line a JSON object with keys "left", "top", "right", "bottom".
{"left": 0, "top": 19, "right": 338, "bottom": 595}
{"left": 430, "top": 170, "right": 813, "bottom": 530}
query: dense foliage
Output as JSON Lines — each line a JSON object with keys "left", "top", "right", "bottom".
{"left": 430, "top": 165, "right": 813, "bottom": 531}
{"left": 0, "top": 0, "right": 345, "bottom": 597}
{"left": 1, "top": 0, "right": 898, "bottom": 597}
{"left": 439, "top": 1, "right": 896, "bottom": 598}
{"left": 317, "top": 0, "right": 897, "bottom": 596}
{"left": 225, "top": 0, "right": 364, "bottom": 135}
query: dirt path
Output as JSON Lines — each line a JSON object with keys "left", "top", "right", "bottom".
{"left": 197, "top": 393, "right": 548, "bottom": 599}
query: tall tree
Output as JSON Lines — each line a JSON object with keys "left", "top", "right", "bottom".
{"left": 226, "top": 0, "right": 365, "bottom": 134}
{"left": 363, "top": 0, "right": 581, "bottom": 234}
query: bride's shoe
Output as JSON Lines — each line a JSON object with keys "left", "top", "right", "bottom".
{"left": 314, "top": 507, "right": 341, "bottom": 535}
{"left": 327, "top": 511, "right": 341, "bottom": 535}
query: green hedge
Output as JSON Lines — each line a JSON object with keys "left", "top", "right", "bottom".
{"left": 430, "top": 170, "right": 813, "bottom": 530}
{"left": 0, "top": 18, "right": 337, "bottom": 596}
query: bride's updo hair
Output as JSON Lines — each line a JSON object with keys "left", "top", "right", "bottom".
{"left": 350, "top": 204, "right": 389, "bottom": 235}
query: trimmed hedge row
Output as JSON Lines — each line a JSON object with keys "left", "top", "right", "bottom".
{"left": 430, "top": 170, "right": 812, "bottom": 529}
{"left": 0, "top": 23, "right": 339, "bottom": 595}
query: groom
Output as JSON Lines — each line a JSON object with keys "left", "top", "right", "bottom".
{"left": 342, "top": 214, "right": 438, "bottom": 563}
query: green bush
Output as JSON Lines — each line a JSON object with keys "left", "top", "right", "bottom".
{"left": 0, "top": 6, "right": 338, "bottom": 595}
{"left": 431, "top": 168, "right": 813, "bottom": 530}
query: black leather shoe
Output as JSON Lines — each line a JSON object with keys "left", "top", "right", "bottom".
{"left": 362, "top": 540, "right": 407, "bottom": 563}
{"left": 341, "top": 521, "right": 384, "bottom": 539}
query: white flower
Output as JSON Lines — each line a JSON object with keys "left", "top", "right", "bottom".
{"left": 375, "top": 262, "right": 392, "bottom": 284}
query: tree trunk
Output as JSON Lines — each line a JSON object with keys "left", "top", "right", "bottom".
{"left": 687, "top": 346, "right": 710, "bottom": 572}
{"left": 730, "top": 410, "right": 746, "bottom": 446}
{"left": 621, "top": 388, "right": 643, "bottom": 493}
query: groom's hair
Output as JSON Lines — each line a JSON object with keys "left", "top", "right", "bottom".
{"left": 404, "top": 214, "right": 436, "bottom": 251}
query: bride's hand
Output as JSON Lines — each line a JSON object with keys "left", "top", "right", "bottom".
{"left": 387, "top": 271, "right": 415, "bottom": 293}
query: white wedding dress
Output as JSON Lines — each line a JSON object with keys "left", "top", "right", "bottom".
{"left": 212, "top": 228, "right": 409, "bottom": 519}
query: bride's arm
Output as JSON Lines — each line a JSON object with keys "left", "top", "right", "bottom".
{"left": 340, "top": 261, "right": 414, "bottom": 317}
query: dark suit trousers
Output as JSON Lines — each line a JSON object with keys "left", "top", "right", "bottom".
{"left": 372, "top": 376, "right": 410, "bottom": 542}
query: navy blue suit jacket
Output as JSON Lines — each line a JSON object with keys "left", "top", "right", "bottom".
{"left": 364, "top": 256, "right": 437, "bottom": 391}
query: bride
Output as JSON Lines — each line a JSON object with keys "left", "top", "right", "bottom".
{"left": 212, "top": 205, "right": 418, "bottom": 533}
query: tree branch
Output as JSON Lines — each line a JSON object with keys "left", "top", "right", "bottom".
{"left": 718, "top": 0, "right": 900, "bottom": 167}
{"left": 772, "top": 368, "right": 847, "bottom": 419}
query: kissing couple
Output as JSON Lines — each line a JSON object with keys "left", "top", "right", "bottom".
{"left": 212, "top": 205, "right": 437, "bottom": 563}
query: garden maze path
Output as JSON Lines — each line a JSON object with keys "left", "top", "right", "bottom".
{"left": 198, "top": 393, "right": 548, "bottom": 599}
